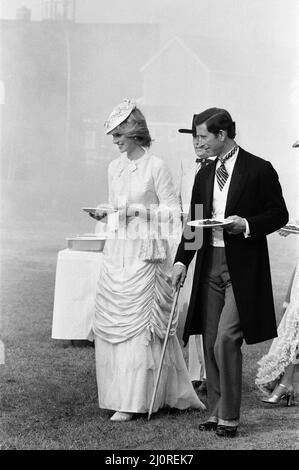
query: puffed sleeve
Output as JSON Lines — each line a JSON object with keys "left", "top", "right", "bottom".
{"left": 107, "top": 159, "right": 117, "bottom": 207}
{"left": 152, "top": 157, "right": 181, "bottom": 221}
{"left": 138, "top": 157, "right": 182, "bottom": 263}
{"left": 105, "top": 159, "right": 120, "bottom": 232}
{"left": 151, "top": 157, "right": 182, "bottom": 249}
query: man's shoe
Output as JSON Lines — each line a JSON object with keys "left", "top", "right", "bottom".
{"left": 198, "top": 421, "right": 218, "bottom": 432}
{"left": 216, "top": 425, "right": 238, "bottom": 438}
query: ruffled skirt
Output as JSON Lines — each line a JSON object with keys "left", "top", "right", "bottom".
{"left": 93, "top": 237, "right": 205, "bottom": 413}
{"left": 94, "top": 332, "right": 205, "bottom": 413}
{"left": 255, "top": 261, "right": 299, "bottom": 394}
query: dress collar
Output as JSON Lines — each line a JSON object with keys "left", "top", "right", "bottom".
{"left": 125, "top": 148, "right": 149, "bottom": 170}
{"left": 118, "top": 148, "right": 149, "bottom": 175}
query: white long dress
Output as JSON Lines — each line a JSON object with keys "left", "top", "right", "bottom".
{"left": 255, "top": 260, "right": 299, "bottom": 394}
{"left": 93, "top": 150, "right": 205, "bottom": 414}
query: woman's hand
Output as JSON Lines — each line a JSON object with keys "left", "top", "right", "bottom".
{"left": 126, "top": 204, "right": 149, "bottom": 220}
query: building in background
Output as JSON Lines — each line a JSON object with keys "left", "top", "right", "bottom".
{"left": 0, "top": 8, "right": 298, "bottom": 223}
{"left": 16, "top": 5, "right": 32, "bottom": 21}
{"left": 138, "top": 35, "right": 298, "bottom": 199}
{"left": 0, "top": 15, "right": 159, "bottom": 221}
{"left": 139, "top": 37, "right": 211, "bottom": 176}
{"left": 42, "top": 0, "right": 76, "bottom": 22}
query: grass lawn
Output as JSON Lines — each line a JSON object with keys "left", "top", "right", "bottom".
{"left": 0, "top": 219, "right": 298, "bottom": 450}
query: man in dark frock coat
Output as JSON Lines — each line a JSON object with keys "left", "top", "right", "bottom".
{"left": 172, "top": 108, "right": 289, "bottom": 437}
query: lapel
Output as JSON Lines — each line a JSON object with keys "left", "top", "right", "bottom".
{"left": 202, "top": 159, "right": 217, "bottom": 217}
{"left": 225, "top": 147, "right": 248, "bottom": 217}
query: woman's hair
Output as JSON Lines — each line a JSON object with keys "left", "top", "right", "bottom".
{"left": 114, "top": 108, "right": 152, "bottom": 147}
{"left": 195, "top": 108, "right": 236, "bottom": 139}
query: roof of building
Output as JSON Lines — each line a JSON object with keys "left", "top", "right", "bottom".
{"left": 140, "top": 35, "right": 299, "bottom": 79}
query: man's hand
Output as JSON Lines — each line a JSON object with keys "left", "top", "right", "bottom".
{"left": 224, "top": 215, "right": 246, "bottom": 235}
{"left": 172, "top": 263, "right": 187, "bottom": 289}
{"left": 278, "top": 229, "right": 291, "bottom": 237}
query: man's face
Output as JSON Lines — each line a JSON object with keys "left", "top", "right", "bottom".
{"left": 195, "top": 123, "right": 224, "bottom": 157}
{"left": 192, "top": 135, "right": 208, "bottom": 158}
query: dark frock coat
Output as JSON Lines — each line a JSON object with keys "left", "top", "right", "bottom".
{"left": 174, "top": 148, "right": 289, "bottom": 345}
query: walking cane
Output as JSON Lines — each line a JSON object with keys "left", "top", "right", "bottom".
{"left": 148, "top": 285, "right": 181, "bottom": 421}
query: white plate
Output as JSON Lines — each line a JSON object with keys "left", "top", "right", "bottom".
{"left": 280, "top": 224, "right": 299, "bottom": 234}
{"left": 82, "top": 206, "right": 117, "bottom": 215}
{"left": 187, "top": 218, "right": 234, "bottom": 228}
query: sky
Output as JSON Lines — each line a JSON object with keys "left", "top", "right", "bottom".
{"left": 1, "top": 0, "right": 299, "bottom": 226}
{"left": 0, "top": 0, "right": 298, "bottom": 48}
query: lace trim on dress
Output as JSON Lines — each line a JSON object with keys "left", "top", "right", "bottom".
{"left": 145, "top": 263, "right": 178, "bottom": 343}
{"left": 255, "top": 301, "right": 299, "bottom": 394}
{"left": 139, "top": 238, "right": 167, "bottom": 263}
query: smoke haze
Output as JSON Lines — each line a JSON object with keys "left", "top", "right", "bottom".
{"left": 0, "top": 0, "right": 298, "bottom": 237}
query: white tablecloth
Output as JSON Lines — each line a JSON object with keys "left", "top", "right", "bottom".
{"left": 51, "top": 249, "right": 102, "bottom": 340}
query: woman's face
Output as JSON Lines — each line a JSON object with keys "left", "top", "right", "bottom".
{"left": 111, "top": 131, "right": 137, "bottom": 154}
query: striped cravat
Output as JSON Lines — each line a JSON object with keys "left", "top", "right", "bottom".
{"left": 216, "top": 145, "right": 238, "bottom": 190}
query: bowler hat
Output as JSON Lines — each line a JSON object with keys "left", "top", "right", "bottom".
{"left": 178, "top": 114, "right": 197, "bottom": 136}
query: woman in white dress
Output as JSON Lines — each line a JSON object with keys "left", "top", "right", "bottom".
{"left": 92, "top": 99, "right": 206, "bottom": 421}
{"left": 255, "top": 227, "right": 299, "bottom": 406}
{"left": 256, "top": 142, "right": 299, "bottom": 406}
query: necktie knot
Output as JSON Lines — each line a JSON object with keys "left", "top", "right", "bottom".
{"left": 219, "top": 145, "right": 238, "bottom": 165}
{"left": 216, "top": 145, "right": 238, "bottom": 190}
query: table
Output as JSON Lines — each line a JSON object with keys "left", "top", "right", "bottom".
{"left": 51, "top": 246, "right": 188, "bottom": 342}
{"left": 51, "top": 249, "right": 102, "bottom": 340}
